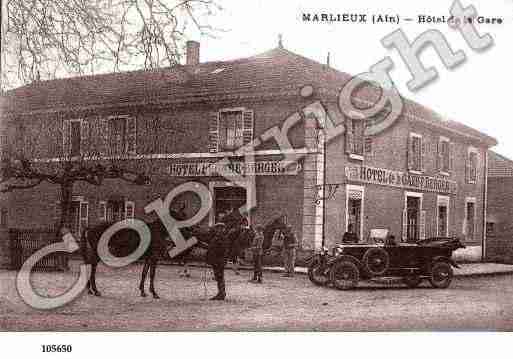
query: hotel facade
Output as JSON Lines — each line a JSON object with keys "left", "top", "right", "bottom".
{"left": 0, "top": 41, "right": 497, "bottom": 259}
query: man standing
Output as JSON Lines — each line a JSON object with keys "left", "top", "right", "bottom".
{"left": 282, "top": 224, "right": 297, "bottom": 277}
{"left": 249, "top": 225, "right": 264, "bottom": 283}
{"left": 206, "top": 222, "right": 230, "bottom": 300}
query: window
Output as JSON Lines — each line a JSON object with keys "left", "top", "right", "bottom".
{"left": 99, "top": 199, "right": 134, "bottom": 222}
{"left": 407, "top": 133, "right": 424, "bottom": 173}
{"left": 486, "top": 222, "right": 495, "bottom": 237}
{"left": 345, "top": 185, "right": 364, "bottom": 242}
{"left": 0, "top": 208, "right": 7, "bottom": 228}
{"left": 70, "top": 121, "right": 81, "bottom": 156}
{"left": 438, "top": 137, "right": 451, "bottom": 174}
{"left": 437, "top": 195, "right": 450, "bottom": 237}
{"left": 219, "top": 111, "right": 244, "bottom": 151}
{"left": 464, "top": 198, "right": 476, "bottom": 241}
{"left": 402, "top": 192, "right": 425, "bottom": 242}
{"left": 208, "top": 109, "right": 254, "bottom": 153}
{"left": 345, "top": 119, "right": 364, "bottom": 158}
{"left": 63, "top": 119, "right": 83, "bottom": 157}
{"left": 467, "top": 148, "right": 478, "bottom": 183}
{"left": 106, "top": 116, "right": 137, "bottom": 155}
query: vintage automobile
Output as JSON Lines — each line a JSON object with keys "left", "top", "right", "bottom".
{"left": 307, "top": 229, "right": 465, "bottom": 290}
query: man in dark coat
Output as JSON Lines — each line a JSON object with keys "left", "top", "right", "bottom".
{"left": 206, "top": 222, "right": 230, "bottom": 300}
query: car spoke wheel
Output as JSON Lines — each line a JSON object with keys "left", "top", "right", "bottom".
{"left": 403, "top": 275, "right": 422, "bottom": 288}
{"left": 429, "top": 261, "right": 453, "bottom": 289}
{"left": 329, "top": 261, "right": 359, "bottom": 290}
{"left": 308, "top": 259, "right": 330, "bottom": 286}
{"left": 362, "top": 248, "right": 390, "bottom": 276}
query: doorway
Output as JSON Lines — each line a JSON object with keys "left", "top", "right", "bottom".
{"left": 466, "top": 200, "right": 475, "bottom": 241}
{"left": 213, "top": 185, "right": 247, "bottom": 224}
{"left": 406, "top": 196, "right": 421, "bottom": 242}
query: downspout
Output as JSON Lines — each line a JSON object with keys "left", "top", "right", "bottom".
{"left": 482, "top": 150, "right": 489, "bottom": 261}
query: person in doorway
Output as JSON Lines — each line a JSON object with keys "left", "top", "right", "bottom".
{"left": 223, "top": 205, "right": 244, "bottom": 275}
{"left": 206, "top": 222, "right": 230, "bottom": 300}
{"left": 249, "top": 224, "right": 264, "bottom": 283}
{"left": 342, "top": 223, "right": 359, "bottom": 244}
{"left": 282, "top": 224, "right": 297, "bottom": 277}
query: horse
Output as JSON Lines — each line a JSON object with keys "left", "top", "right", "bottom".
{"left": 81, "top": 211, "right": 250, "bottom": 299}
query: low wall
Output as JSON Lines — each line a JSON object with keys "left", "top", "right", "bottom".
{"left": 485, "top": 235, "right": 513, "bottom": 264}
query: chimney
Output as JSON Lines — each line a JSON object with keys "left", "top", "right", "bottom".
{"left": 186, "top": 40, "right": 200, "bottom": 66}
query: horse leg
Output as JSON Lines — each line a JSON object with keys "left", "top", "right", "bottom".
{"left": 149, "top": 258, "right": 160, "bottom": 299}
{"left": 89, "top": 261, "right": 101, "bottom": 296}
{"left": 139, "top": 259, "right": 150, "bottom": 297}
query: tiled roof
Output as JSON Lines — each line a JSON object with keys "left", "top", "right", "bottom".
{"left": 488, "top": 151, "right": 513, "bottom": 177}
{"left": 0, "top": 46, "right": 497, "bottom": 146}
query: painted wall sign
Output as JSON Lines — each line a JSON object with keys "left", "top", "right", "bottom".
{"left": 345, "top": 165, "right": 458, "bottom": 194}
{"left": 168, "top": 160, "right": 301, "bottom": 177}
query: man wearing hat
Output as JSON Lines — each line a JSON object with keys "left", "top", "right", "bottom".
{"left": 206, "top": 222, "right": 230, "bottom": 300}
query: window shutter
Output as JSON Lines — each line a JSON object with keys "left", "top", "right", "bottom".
{"left": 80, "top": 120, "right": 90, "bottom": 156}
{"left": 125, "top": 201, "right": 135, "bottom": 219}
{"left": 419, "top": 210, "right": 426, "bottom": 240}
{"left": 420, "top": 138, "right": 426, "bottom": 173}
{"left": 98, "top": 201, "right": 107, "bottom": 222}
{"left": 364, "top": 136, "right": 372, "bottom": 155}
{"left": 402, "top": 209, "right": 408, "bottom": 242}
{"left": 242, "top": 110, "right": 254, "bottom": 147}
{"left": 472, "top": 152, "right": 478, "bottom": 183}
{"left": 100, "top": 118, "right": 110, "bottom": 156}
{"left": 407, "top": 135, "right": 413, "bottom": 170}
{"left": 125, "top": 117, "right": 137, "bottom": 155}
{"left": 345, "top": 119, "right": 354, "bottom": 154}
{"left": 448, "top": 142, "right": 454, "bottom": 173}
{"left": 436, "top": 140, "right": 441, "bottom": 172}
{"left": 62, "top": 120, "right": 70, "bottom": 156}
{"left": 208, "top": 112, "right": 220, "bottom": 153}
{"left": 465, "top": 153, "right": 471, "bottom": 183}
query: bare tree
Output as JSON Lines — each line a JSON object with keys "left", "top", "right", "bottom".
{"left": 1, "top": 0, "right": 222, "bottom": 89}
{"left": 0, "top": 119, "right": 151, "bottom": 231}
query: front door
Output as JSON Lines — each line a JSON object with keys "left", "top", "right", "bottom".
{"left": 348, "top": 198, "right": 362, "bottom": 240}
{"left": 406, "top": 196, "right": 420, "bottom": 242}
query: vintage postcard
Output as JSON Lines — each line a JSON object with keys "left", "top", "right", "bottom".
{"left": 0, "top": 0, "right": 512, "bottom": 355}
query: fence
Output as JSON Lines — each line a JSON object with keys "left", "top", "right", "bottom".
{"left": 5, "top": 228, "right": 68, "bottom": 271}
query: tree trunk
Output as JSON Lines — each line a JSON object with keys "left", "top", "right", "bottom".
{"left": 59, "top": 181, "right": 74, "bottom": 231}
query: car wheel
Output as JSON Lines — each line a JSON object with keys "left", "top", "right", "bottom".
{"left": 362, "top": 247, "right": 390, "bottom": 276}
{"left": 329, "top": 261, "right": 359, "bottom": 290}
{"left": 429, "top": 261, "right": 453, "bottom": 289}
{"left": 402, "top": 275, "right": 422, "bottom": 288}
{"left": 308, "top": 259, "right": 330, "bottom": 286}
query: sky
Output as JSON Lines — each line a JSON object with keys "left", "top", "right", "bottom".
{"left": 193, "top": 0, "right": 513, "bottom": 158}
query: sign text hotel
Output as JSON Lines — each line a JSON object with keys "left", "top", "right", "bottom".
{"left": 168, "top": 160, "right": 301, "bottom": 177}
{"left": 345, "top": 165, "right": 457, "bottom": 194}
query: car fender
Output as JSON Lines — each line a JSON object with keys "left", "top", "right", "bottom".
{"left": 432, "top": 255, "right": 460, "bottom": 269}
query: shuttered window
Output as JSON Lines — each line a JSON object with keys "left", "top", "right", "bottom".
{"left": 345, "top": 119, "right": 364, "bottom": 157}
{"left": 212, "top": 109, "right": 254, "bottom": 152}
{"left": 438, "top": 137, "right": 451, "bottom": 174}
{"left": 98, "top": 201, "right": 107, "bottom": 222}
{"left": 101, "top": 116, "right": 137, "bottom": 156}
{"left": 408, "top": 133, "right": 423, "bottom": 172}
{"left": 125, "top": 201, "right": 135, "bottom": 219}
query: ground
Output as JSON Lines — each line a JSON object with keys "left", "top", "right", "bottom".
{"left": 1, "top": 262, "right": 513, "bottom": 331}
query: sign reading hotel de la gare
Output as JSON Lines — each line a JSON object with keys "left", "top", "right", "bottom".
{"left": 168, "top": 160, "right": 301, "bottom": 177}
{"left": 345, "top": 165, "right": 458, "bottom": 194}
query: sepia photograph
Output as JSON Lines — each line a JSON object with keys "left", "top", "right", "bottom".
{"left": 0, "top": 0, "right": 512, "bottom": 356}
